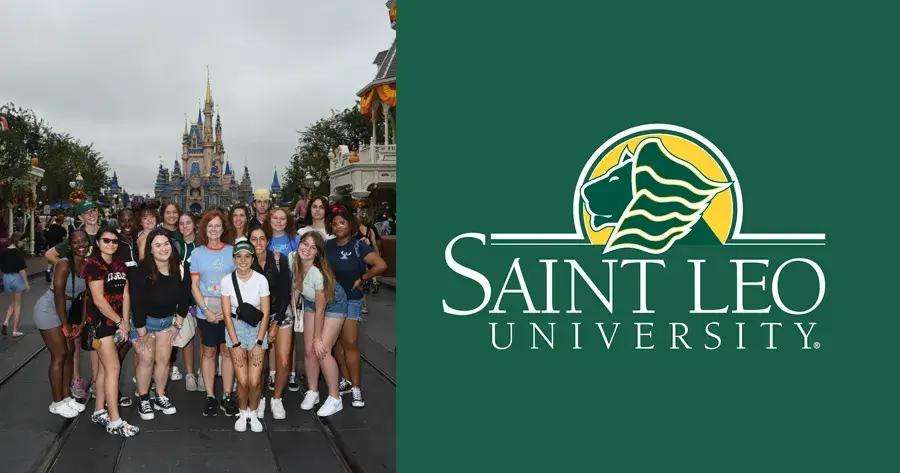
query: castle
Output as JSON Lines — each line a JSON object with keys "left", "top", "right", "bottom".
{"left": 154, "top": 73, "right": 253, "bottom": 212}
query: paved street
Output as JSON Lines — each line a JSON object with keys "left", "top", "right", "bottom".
{"left": 0, "top": 274, "right": 396, "bottom": 473}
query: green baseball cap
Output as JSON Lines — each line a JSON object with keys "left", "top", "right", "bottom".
{"left": 233, "top": 241, "right": 254, "bottom": 256}
{"left": 75, "top": 199, "right": 96, "bottom": 215}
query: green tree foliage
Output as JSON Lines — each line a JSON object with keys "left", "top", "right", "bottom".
{"left": 0, "top": 102, "right": 109, "bottom": 203}
{"left": 282, "top": 102, "right": 384, "bottom": 202}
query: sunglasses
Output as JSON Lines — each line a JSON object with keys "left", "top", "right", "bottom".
{"left": 100, "top": 237, "right": 119, "bottom": 245}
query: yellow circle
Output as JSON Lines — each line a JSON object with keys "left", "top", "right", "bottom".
{"left": 583, "top": 133, "right": 734, "bottom": 245}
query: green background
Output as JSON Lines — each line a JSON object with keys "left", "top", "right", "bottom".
{"left": 400, "top": 1, "right": 898, "bottom": 471}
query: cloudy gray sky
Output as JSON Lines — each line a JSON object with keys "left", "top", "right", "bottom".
{"left": 0, "top": 0, "right": 395, "bottom": 196}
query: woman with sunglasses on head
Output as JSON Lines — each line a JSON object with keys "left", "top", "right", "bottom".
{"left": 229, "top": 204, "right": 251, "bottom": 244}
{"left": 326, "top": 209, "right": 387, "bottom": 408}
{"left": 176, "top": 211, "right": 203, "bottom": 392}
{"left": 221, "top": 241, "right": 270, "bottom": 432}
{"left": 83, "top": 225, "right": 139, "bottom": 437}
{"left": 248, "top": 226, "right": 292, "bottom": 419}
{"left": 33, "top": 229, "right": 90, "bottom": 418}
{"left": 263, "top": 208, "right": 303, "bottom": 392}
{"left": 129, "top": 229, "right": 191, "bottom": 420}
{"left": 295, "top": 231, "right": 347, "bottom": 417}
{"left": 190, "top": 210, "right": 239, "bottom": 417}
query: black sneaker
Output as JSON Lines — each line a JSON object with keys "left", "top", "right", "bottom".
{"left": 119, "top": 392, "right": 133, "bottom": 407}
{"left": 138, "top": 398, "right": 154, "bottom": 420}
{"left": 288, "top": 373, "right": 301, "bottom": 392}
{"left": 45, "top": 270, "right": 52, "bottom": 283}
{"left": 372, "top": 280, "right": 380, "bottom": 294}
{"left": 338, "top": 378, "right": 353, "bottom": 395}
{"left": 221, "top": 394, "right": 239, "bottom": 417}
{"left": 203, "top": 396, "right": 219, "bottom": 417}
{"left": 152, "top": 395, "right": 176, "bottom": 415}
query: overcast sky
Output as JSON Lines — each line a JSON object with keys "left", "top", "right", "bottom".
{"left": 0, "top": 0, "right": 394, "bottom": 196}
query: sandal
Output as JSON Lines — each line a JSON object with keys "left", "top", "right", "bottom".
{"left": 12, "top": 331, "right": 24, "bottom": 337}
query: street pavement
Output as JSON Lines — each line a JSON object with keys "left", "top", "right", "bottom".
{"left": 0, "top": 274, "right": 396, "bottom": 473}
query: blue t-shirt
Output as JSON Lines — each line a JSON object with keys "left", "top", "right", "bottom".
{"left": 269, "top": 233, "right": 300, "bottom": 259}
{"left": 190, "top": 244, "right": 236, "bottom": 297}
{"left": 325, "top": 239, "right": 373, "bottom": 300}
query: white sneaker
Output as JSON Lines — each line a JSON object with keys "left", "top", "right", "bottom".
{"left": 257, "top": 397, "right": 266, "bottom": 418}
{"left": 170, "top": 366, "right": 183, "bottom": 381}
{"left": 316, "top": 396, "right": 343, "bottom": 417}
{"left": 300, "top": 390, "right": 320, "bottom": 410}
{"left": 270, "top": 398, "right": 286, "bottom": 419}
{"left": 50, "top": 400, "right": 78, "bottom": 418}
{"left": 196, "top": 374, "right": 205, "bottom": 391}
{"left": 248, "top": 410, "right": 263, "bottom": 432}
{"left": 185, "top": 374, "right": 198, "bottom": 392}
{"left": 65, "top": 397, "right": 86, "bottom": 413}
{"left": 234, "top": 410, "right": 247, "bottom": 432}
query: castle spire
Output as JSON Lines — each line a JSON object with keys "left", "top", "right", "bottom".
{"left": 183, "top": 114, "right": 188, "bottom": 136}
{"left": 205, "top": 65, "right": 214, "bottom": 108}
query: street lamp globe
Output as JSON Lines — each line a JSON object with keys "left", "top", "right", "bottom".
{"left": 75, "top": 172, "right": 84, "bottom": 188}
{"left": 313, "top": 180, "right": 321, "bottom": 188}
{"left": 69, "top": 181, "right": 76, "bottom": 189}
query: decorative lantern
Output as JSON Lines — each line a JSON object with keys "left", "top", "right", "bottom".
{"left": 348, "top": 150, "right": 360, "bottom": 163}
{"left": 31, "top": 157, "right": 39, "bottom": 167}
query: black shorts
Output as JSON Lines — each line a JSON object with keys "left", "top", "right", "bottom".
{"left": 80, "top": 319, "right": 120, "bottom": 351}
{"left": 197, "top": 318, "right": 226, "bottom": 347}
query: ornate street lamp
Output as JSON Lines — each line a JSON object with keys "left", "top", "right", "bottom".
{"left": 75, "top": 172, "right": 84, "bottom": 189}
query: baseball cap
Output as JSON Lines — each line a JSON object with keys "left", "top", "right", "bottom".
{"left": 233, "top": 241, "right": 254, "bottom": 256}
{"left": 75, "top": 200, "right": 96, "bottom": 215}
{"left": 253, "top": 189, "right": 271, "bottom": 201}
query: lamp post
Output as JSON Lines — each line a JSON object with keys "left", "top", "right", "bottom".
{"left": 75, "top": 172, "right": 84, "bottom": 190}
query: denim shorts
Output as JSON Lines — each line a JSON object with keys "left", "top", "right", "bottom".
{"left": 3, "top": 273, "right": 26, "bottom": 293}
{"left": 129, "top": 315, "right": 175, "bottom": 341}
{"left": 226, "top": 318, "right": 268, "bottom": 350}
{"left": 303, "top": 283, "right": 348, "bottom": 319}
{"left": 346, "top": 299, "right": 363, "bottom": 321}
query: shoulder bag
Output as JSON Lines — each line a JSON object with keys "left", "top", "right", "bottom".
{"left": 232, "top": 272, "right": 264, "bottom": 327}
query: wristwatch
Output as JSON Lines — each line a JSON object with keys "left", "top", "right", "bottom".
{"left": 232, "top": 341, "right": 241, "bottom": 348}
{"left": 256, "top": 339, "right": 264, "bottom": 346}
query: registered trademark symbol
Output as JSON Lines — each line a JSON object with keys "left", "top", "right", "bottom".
{"left": 813, "top": 342, "right": 821, "bottom": 350}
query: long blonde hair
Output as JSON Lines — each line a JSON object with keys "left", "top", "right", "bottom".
{"left": 292, "top": 231, "right": 337, "bottom": 302}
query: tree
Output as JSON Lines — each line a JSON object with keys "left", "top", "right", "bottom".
{"left": 282, "top": 102, "right": 384, "bottom": 202}
{"left": 1, "top": 102, "right": 110, "bottom": 205}
{"left": 0, "top": 103, "right": 45, "bottom": 185}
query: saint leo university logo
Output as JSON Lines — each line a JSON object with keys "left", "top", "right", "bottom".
{"left": 491, "top": 124, "right": 825, "bottom": 249}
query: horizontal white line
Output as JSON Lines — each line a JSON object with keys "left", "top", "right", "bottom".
{"left": 724, "top": 242, "right": 826, "bottom": 246}
{"left": 731, "top": 233, "right": 826, "bottom": 241}
{"left": 490, "top": 233, "right": 583, "bottom": 241}
{"left": 490, "top": 242, "right": 595, "bottom": 246}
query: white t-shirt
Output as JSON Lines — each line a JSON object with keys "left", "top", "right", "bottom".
{"left": 220, "top": 271, "right": 270, "bottom": 313}
{"left": 300, "top": 266, "right": 325, "bottom": 301}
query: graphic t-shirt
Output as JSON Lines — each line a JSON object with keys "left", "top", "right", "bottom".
{"left": 325, "top": 239, "right": 373, "bottom": 300}
{"left": 268, "top": 233, "right": 300, "bottom": 259}
{"left": 83, "top": 256, "right": 129, "bottom": 327}
{"left": 190, "top": 244, "right": 236, "bottom": 297}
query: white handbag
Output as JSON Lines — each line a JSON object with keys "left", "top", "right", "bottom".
{"left": 293, "top": 294, "right": 304, "bottom": 333}
{"left": 172, "top": 263, "right": 197, "bottom": 347}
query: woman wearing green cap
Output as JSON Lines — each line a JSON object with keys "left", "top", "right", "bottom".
{"left": 221, "top": 240, "right": 270, "bottom": 432}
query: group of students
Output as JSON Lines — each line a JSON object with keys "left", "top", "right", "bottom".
{"left": 31, "top": 189, "right": 387, "bottom": 437}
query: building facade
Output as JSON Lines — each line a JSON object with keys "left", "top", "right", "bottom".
{"left": 154, "top": 73, "right": 253, "bottom": 212}
{"left": 329, "top": 0, "right": 396, "bottom": 215}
